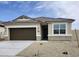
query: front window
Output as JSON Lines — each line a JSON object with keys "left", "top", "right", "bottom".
{"left": 54, "top": 24, "right": 66, "bottom": 35}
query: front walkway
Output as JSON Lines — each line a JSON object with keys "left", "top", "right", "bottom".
{"left": 0, "top": 41, "right": 34, "bottom": 57}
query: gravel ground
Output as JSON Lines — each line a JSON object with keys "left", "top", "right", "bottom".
{"left": 16, "top": 41, "right": 79, "bottom": 57}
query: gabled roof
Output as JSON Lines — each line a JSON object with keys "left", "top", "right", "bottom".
{"left": 3, "top": 15, "right": 75, "bottom": 25}
{"left": 12, "top": 15, "right": 32, "bottom": 22}
{"left": 34, "top": 17, "right": 75, "bottom": 22}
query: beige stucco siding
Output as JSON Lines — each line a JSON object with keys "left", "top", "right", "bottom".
{"left": 48, "top": 23, "right": 52, "bottom": 36}
{"left": 72, "top": 30, "right": 79, "bottom": 41}
{"left": 67, "top": 23, "right": 72, "bottom": 34}
{"left": 48, "top": 22, "right": 72, "bottom": 40}
{"left": 5, "top": 23, "right": 41, "bottom": 41}
{"left": 0, "top": 27, "right": 5, "bottom": 33}
{"left": 48, "top": 36, "right": 71, "bottom": 41}
{"left": 0, "top": 27, "right": 5, "bottom": 39}
{"left": 3, "top": 21, "right": 76, "bottom": 41}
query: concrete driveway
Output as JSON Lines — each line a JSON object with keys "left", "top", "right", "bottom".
{"left": 0, "top": 41, "right": 34, "bottom": 57}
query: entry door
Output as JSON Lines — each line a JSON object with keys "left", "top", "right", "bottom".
{"left": 42, "top": 25, "right": 48, "bottom": 40}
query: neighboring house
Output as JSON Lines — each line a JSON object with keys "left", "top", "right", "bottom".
{"left": 0, "top": 22, "right": 5, "bottom": 40}
{"left": 2, "top": 15, "right": 74, "bottom": 41}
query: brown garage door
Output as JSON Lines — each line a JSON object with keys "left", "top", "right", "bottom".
{"left": 9, "top": 28, "right": 36, "bottom": 40}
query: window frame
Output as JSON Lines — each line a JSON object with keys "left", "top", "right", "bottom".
{"left": 52, "top": 23, "right": 67, "bottom": 36}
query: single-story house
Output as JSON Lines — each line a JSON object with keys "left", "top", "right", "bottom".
{"left": 1, "top": 15, "right": 74, "bottom": 41}
{"left": 0, "top": 22, "right": 5, "bottom": 40}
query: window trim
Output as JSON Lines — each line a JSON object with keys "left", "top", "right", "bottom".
{"left": 52, "top": 23, "right": 67, "bottom": 36}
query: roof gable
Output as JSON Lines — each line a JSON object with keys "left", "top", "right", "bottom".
{"left": 12, "top": 15, "right": 32, "bottom": 22}
{"left": 3, "top": 15, "right": 75, "bottom": 25}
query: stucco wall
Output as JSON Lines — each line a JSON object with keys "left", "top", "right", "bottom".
{"left": 48, "top": 22, "right": 72, "bottom": 41}
{"left": 48, "top": 22, "right": 72, "bottom": 36}
{"left": 48, "top": 29, "right": 79, "bottom": 41}
{"left": 71, "top": 30, "right": 79, "bottom": 41}
{"left": 1, "top": 22, "right": 79, "bottom": 41}
{"left": 0, "top": 27, "right": 5, "bottom": 40}
{"left": 5, "top": 23, "right": 41, "bottom": 41}
{"left": 48, "top": 36, "right": 72, "bottom": 41}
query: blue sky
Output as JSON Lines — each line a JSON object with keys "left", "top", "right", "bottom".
{"left": 0, "top": 1, "right": 57, "bottom": 21}
{"left": 0, "top": 1, "right": 79, "bottom": 29}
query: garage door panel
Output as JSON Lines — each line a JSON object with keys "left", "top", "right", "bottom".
{"left": 9, "top": 28, "right": 36, "bottom": 40}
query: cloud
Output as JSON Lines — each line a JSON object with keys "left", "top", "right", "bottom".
{"left": 0, "top": 1, "right": 9, "bottom": 4}
{"left": 35, "top": 1, "right": 79, "bottom": 29}
{"left": 0, "top": 1, "right": 78, "bottom": 29}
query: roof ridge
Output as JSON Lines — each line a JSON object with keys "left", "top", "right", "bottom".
{"left": 12, "top": 15, "right": 31, "bottom": 22}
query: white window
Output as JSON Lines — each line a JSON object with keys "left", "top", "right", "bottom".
{"left": 53, "top": 23, "right": 66, "bottom": 35}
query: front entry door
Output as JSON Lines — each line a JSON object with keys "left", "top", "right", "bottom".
{"left": 41, "top": 25, "right": 48, "bottom": 40}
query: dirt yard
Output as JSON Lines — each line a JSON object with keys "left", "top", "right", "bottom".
{"left": 16, "top": 41, "right": 79, "bottom": 57}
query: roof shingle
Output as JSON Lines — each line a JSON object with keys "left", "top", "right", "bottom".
{"left": 3, "top": 15, "right": 75, "bottom": 25}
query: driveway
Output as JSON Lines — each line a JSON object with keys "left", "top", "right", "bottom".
{"left": 0, "top": 41, "right": 34, "bottom": 57}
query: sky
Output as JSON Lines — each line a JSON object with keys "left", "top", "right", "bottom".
{"left": 0, "top": 1, "right": 79, "bottom": 29}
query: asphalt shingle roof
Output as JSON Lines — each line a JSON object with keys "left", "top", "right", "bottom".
{"left": 2, "top": 15, "right": 75, "bottom": 25}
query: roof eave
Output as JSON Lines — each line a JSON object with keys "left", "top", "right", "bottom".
{"left": 0, "top": 24, "right": 5, "bottom": 27}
